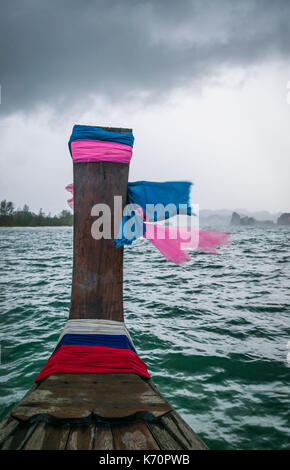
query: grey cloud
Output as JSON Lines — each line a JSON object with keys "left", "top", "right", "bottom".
{"left": 1, "top": 0, "right": 290, "bottom": 114}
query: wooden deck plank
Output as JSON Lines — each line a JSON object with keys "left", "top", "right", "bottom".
{"left": 0, "top": 415, "right": 19, "bottom": 447}
{"left": 11, "top": 373, "right": 172, "bottom": 421}
{"left": 161, "top": 411, "right": 208, "bottom": 450}
{"left": 66, "top": 424, "right": 95, "bottom": 450}
{"left": 2, "top": 422, "right": 38, "bottom": 450}
{"left": 113, "top": 422, "right": 160, "bottom": 450}
{"left": 22, "top": 422, "right": 70, "bottom": 450}
{"left": 147, "top": 421, "right": 183, "bottom": 450}
{"left": 23, "top": 422, "right": 47, "bottom": 450}
{"left": 1, "top": 434, "right": 15, "bottom": 450}
{"left": 42, "top": 424, "right": 70, "bottom": 450}
{"left": 93, "top": 425, "right": 114, "bottom": 450}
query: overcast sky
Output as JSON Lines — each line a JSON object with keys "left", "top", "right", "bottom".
{"left": 1, "top": 0, "right": 290, "bottom": 214}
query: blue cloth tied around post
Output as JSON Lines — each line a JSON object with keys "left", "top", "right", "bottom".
{"left": 114, "top": 181, "right": 193, "bottom": 247}
{"left": 55, "top": 334, "right": 137, "bottom": 354}
{"left": 68, "top": 125, "right": 134, "bottom": 155}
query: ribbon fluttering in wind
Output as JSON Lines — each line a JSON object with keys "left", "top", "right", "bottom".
{"left": 115, "top": 180, "right": 192, "bottom": 247}
{"left": 65, "top": 183, "right": 74, "bottom": 209}
{"left": 143, "top": 225, "right": 231, "bottom": 264}
{"left": 127, "top": 181, "right": 193, "bottom": 221}
{"left": 66, "top": 124, "right": 230, "bottom": 264}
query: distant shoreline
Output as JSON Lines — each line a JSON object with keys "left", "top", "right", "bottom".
{"left": 0, "top": 199, "right": 73, "bottom": 227}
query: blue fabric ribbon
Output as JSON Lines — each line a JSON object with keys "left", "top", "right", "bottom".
{"left": 127, "top": 181, "right": 192, "bottom": 221}
{"left": 115, "top": 208, "right": 145, "bottom": 248}
{"left": 114, "top": 181, "right": 193, "bottom": 247}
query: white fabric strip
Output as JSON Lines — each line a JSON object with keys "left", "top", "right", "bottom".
{"left": 66, "top": 319, "right": 124, "bottom": 326}
{"left": 57, "top": 319, "right": 135, "bottom": 346}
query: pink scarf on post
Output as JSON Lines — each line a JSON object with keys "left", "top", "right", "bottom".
{"left": 144, "top": 224, "right": 230, "bottom": 264}
{"left": 70, "top": 140, "right": 132, "bottom": 164}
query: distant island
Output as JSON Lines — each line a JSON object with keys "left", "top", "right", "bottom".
{"left": 230, "top": 211, "right": 290, "bottom": 227}
{"left": 1, "top": 198, "right": 289, "bottom": 228}
{"left": 277, "top": 213, "right": 290, "bottom": 226}
{"left": 0, "top": 200, "right": 73, "bottom": 226}
{"left": 198, "top": 209, "right": 290, "bottom": 227}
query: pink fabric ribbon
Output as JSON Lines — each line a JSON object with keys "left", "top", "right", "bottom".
{"left": 71, "top": 140, "right": 132, "bottom": 163}
{"left": 65, "top": 183, "right": 74, "bottom": 209}
{"left": 144, "top": 224, "right": 230, "bottom": 264}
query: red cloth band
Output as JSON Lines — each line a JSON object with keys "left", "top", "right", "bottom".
{"left": 35, "top": 345, "right": 150, "bottom": 382}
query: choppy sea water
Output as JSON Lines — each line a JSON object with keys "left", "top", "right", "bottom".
{"left": 0, "top": 226, "right": 289, "bottom": 450}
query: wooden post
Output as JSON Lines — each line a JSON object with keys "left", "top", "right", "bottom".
{"left": 69, "top": 126, "right": 132, "bottom": 321}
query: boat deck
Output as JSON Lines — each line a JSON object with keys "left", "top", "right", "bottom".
{"left": 0, "top": 373, "right": 207, "bottom": 450}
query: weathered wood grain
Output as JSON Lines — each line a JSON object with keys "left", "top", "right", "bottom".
{"left": 147, "top": 420, "right": 183, "bottom": 450}
{"left": 42, "top": 424, "right": 70, "bottom": 450}
{"left": 23, "top": 422, "right": 47, "bottom": 450}
{"left": 0, "top": 415, "right": 19, "bottom": 447}
{"left": 1, "top": 422, "right": 38, "bottom": 450}
{"left": 11, "top": 373, "right": 172, "bottom": 421}
{"left": 22, "top": 422, "right": 70, "bottom": 450}
{"left": 1, "top": 434, "right": 15, "bottom": 450}
{"left": 161, "top": 411, "right": 208, "bottom": 450}
{"left": 66, "top": 424, "right": 95, "bottom": 450}
{"left": 93, "top": 424, "right": 114, "bottom": 450}
{"left": 113, "top": 421, "right": 159, "bottom": 450}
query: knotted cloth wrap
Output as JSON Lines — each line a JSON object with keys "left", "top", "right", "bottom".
{"left": 35, "top": 320, "right": 150, "bottom": 382}
{"left": 68, "top": 124, "right": 134, "bottom": 154}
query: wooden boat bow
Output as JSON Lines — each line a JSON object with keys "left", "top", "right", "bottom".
{"left": 0, "top": 126, "right": 208, "bottom": 450}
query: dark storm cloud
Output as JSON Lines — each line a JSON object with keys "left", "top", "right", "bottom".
{"left": 1, "top": 0, "right": 290, "bottom": 113}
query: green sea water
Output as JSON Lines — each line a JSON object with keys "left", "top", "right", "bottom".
{"left": 0, "top": 226, "right": 289, "bottom": 449}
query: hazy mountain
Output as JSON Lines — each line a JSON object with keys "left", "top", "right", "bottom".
{"left": 199, "top": 209, "right": 281, "bottom": 227}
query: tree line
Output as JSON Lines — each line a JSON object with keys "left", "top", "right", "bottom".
{"left": 0, "top": 200, "right": 73, "bottom": 226}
